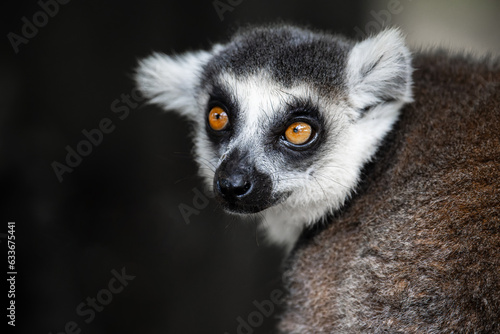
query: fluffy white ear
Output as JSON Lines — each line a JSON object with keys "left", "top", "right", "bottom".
{"left": 135, "top": 49, "right": 213, "bottom": 118}
{"left": 346, "top": 28, "right": 413, "bottom": 111}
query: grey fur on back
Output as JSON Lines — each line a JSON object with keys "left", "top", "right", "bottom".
{"left": 278, "top": 52, "right": 500, "bottom": 333}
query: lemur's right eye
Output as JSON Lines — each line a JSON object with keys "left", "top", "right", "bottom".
{"left": 285, "top": 122, "right": 313, "bottom": 145}
{"left": 208, "top": 106, "right": 229, "bottom": 131}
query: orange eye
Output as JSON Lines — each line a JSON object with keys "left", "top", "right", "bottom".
{"left": 208, "top": 106, "right": 229, "bottom": 131}
{"left": 285, "top": 122, "right": 313, "bottom": 145}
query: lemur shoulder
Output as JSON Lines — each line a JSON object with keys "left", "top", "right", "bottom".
{"left": 136, "top": 24, "right": 500, "bottom": 333}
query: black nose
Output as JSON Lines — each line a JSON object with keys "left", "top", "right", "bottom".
{"left": 217, "top": 173, "right": 252, "bottom": 199}
{"left": 213, "top": 149, "right": 274, "bottom": 214}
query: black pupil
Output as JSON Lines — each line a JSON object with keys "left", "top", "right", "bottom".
{"left": 215, "top": 113, "right": 220, "bottom": 120}
{"left": 293, "top": 127, "right": 299, "bottom": 133}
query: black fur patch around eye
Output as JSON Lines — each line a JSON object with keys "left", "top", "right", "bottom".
{"left": 266, "top": 98, "right": 328, "bottom": 171}
{"left": 205, "top": 85, "right": 240, "bottom": 147}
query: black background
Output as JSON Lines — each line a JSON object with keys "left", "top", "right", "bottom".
{"left": 1, "top": 1, "right": 498, "bottom": 333}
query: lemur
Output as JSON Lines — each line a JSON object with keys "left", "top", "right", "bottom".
{"left": 136, "top": 25, "right": 500, "bottom": 333}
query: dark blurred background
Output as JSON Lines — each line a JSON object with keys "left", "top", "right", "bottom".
{"left": 1, "top": 1, "right": 498, "bottom": 333}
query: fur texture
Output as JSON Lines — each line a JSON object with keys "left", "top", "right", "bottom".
{"left": 135, "top": 25, "right": 499, "bottom": 332}
{"left": 279, "top": 52, "right": 500, "bottom": 333}
{"left": 135, "top": 25, "right": 412, "bottom": 251}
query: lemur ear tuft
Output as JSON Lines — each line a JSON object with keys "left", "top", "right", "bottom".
{"left": 135, "top": 49, "right": 215, "bottom": 119}
{"left": 346, "top": 28, "right": 413, "bottom": 111}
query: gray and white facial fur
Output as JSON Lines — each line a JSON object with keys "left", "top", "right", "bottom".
{"left": 135, "top": 25, "right": 413, "bottom": 251}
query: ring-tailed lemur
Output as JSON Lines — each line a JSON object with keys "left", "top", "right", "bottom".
{"left": 136, "top": 24, "right": 500, "bottom": 332}
{"left": 136, "top": 25, "right": 412, "bottom": 252}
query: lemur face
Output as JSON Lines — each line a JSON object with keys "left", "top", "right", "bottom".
{"left": 136, "top": 25, "right": 413, "bottom": 249}
{"left": 198, "top": 72, "right": 340, "bottom": 215}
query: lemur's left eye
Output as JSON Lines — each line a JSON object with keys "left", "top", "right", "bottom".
{"left": 208, "top": 106, "right": 229, "bottom": 131}
{"left": 285, "top": 122, "right": 313, "bottom": 145}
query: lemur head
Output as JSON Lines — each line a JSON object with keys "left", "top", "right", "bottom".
{"left": 136, "top": 25, "right": 413, "bottom": 251}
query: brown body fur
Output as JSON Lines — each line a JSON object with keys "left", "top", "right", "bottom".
{"left": 278, "top": 52, "right": 500, "bottom": 333}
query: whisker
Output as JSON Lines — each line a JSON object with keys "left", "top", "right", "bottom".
{"left": 311, "top": 175, "right": 328, "bottom": 199}
{"left": 173, "top": 174, "right": 198, "bottom": 185}
{"left": 198, "top": 164, "right": 216, "bottom": 173}
{"left": 195, "top": 156, "right": 218, "bottom": 170}
{"left": 313, "top": 172, "right": 350, "bottom": 189}
{"left": 196, "top": 159, "right": 217, "bottom": 173}
{"left": 318, "top": 164, "right": 351, "bottom": 173}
